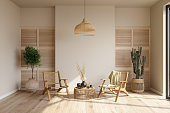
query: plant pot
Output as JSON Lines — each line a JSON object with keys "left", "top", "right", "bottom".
{"left": 81, "top": 81, "right": 87, "bottom": 87}
{"left": 25, "top": 78, "right": 39, "bottom": 92}
{"left": 131, "top": 78, "right": 144, "bottom": 93}
{"left": 77, "top": 83, "right": 81, "bottom": 88}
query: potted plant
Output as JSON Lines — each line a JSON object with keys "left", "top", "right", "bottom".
{"left": 131, "top": 47, "right": 146, "bottom": 93}
{"left": 23, "top": 46, "right": 40, "bottom": 92}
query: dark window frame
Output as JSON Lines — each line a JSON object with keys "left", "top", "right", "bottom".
{"left": 166, "top": 5, "right": 170, "bottom": 99}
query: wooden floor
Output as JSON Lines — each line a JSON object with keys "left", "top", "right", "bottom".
{"left": 0, "top": 91, "right": 170, "bottom": 113}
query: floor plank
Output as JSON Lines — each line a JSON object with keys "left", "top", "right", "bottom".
{"left": 0, "top": 91, "right": 170, "bottom": 113}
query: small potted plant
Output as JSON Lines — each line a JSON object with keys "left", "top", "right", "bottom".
{"left": 131, "top": 47, "right": 146, "bottom": 93}
{"left": 23, "top": 46, "right": 40, "bottom": 92}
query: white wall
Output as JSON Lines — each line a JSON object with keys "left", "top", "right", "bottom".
{"left": 21, "top": 8, "right": 55, "bottom": 27}
{"left": 0, "top": 0, "right": 20, "bottom": 97}
{"left": 55, "top": 6, "right": 115, "bottom": 90}
{"left": 115, "top": 8, "right": 150, "bottom": 27}
{"left": 150, "top": 0, "right": 170, "bottom": 96}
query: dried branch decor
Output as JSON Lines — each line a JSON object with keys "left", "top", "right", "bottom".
{"left": 76, "top": 64, "right": 86, "bottom": 81}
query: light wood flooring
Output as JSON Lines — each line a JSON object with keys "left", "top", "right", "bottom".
{"left": 0, "top": 91, "right": 170, "bottom": 113}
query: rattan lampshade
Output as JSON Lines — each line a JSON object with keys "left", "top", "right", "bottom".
{"left": 74, "top": 18, "right": 96, "bottom": 36}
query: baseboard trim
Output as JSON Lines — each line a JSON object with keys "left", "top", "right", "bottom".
{"left": 150, "top": 88, "right": 163, "bottom": 96}
{"left": 0, "top": 89, "right": 18, "bottom": 100}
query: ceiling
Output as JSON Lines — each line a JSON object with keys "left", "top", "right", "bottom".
{"left": 11, "top": 0, "right": 160, "bottom": 8}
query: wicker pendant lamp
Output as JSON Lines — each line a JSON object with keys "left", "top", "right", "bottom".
{"left": 74, "top": 0, "right": 96, "bottom": 36}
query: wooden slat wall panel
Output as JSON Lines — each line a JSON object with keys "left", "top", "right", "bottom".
{"left": 120, "top": 72, "right": 126, "bottom": 80}
{"left": 38, "top": 28, "right": 55, "bottom": 90}
{"left": 115, "top": 28, "right": 150, "bottom": 91}
{"left": 143, "top": 71, "right": 149, "bottom": 90}
{"left": 21, "top": 27, "right": 55, "bottom": 90}
{"left": 133, "top": 29, "right": 149, "bottom": 47}
{"left": 142, "top": 49, "right": 149, "bottom": 68}
{"left": 116, "top": 29, "right": 132, "bottom": 37}
{"left": 39, "top": 28, "right": 55, "bottom": 47}
{"left": 116, "top": 29, "right": 132, "bottom": 47}
{"left": 115, "top": 50, "right": 132, "bottom": 67}
{"left": 21, "top": 50, "right": 26, "bottom": 67}
{"left": 39, "top": 49, "right": 55, "bottom": 68}
{"left": 116, "top": 37, "right": 132, "bottom": 47}
{"left": 21, "top": 29, "right": 37, "bottom": 47}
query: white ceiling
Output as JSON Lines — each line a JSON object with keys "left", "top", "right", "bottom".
{"left": 11, "top": 0, "right": 160, "bottom": 8}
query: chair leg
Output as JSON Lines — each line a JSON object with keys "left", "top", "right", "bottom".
{"left": 98, "top": 80, "right": 106, "bottom": 98}
{"left": 57, "top": 88, "right": 62, "bottom": 92}
{"left": 115, "top": 83, "right": 122, "bottom": 102}
{"left": 47, "top": 89, "right": 51, "bottom": 101}
{"left": 63, "top": 80, "right": 69, "bottom": 97}
{"left": 123, "top": 90, "right": 129, "bottom": 96}
{"left": 115, "top": 90, "right": 121, "bottom": 102}
{"left": 66, "top": 87, "right": 69, "bottom": 97}
{"left": 98, "top": 87, "right": 103, "bottom": 98}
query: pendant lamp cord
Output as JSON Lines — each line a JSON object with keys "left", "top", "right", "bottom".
{"left": 84, "top": 0, "right": 86, "bottom": 19}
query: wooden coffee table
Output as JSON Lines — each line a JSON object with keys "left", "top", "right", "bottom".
{"left": 74, "top": 87, "right": 95, "bottom": 100}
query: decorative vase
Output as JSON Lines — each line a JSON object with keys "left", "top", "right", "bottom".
{"left": 25, "top": 78, "right": 39, "bottom": 92}
{"left": 131, "top": 78, "right": 144, "bottom": 93}
{"left": 77, "top": 83, "right": 81, "bottom": 88}
{"left": 90, "top": 85, "right": 92, "bottom": 88}
{"left": 87, "top": 85, "right": 93, "bottom": 88}
{"left": 81, "top": 81, "right": 87, "bottom": 87}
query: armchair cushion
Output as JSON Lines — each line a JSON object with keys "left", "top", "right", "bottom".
{"left": 101, "top": 84, "right": 119, "bottom": 93}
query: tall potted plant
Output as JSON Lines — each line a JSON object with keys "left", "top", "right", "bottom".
{"left": 131, "top": 47, "right": 146, "bottom": 93}
{"left": 23, "top": 46, "right": 40, "bottom": 91}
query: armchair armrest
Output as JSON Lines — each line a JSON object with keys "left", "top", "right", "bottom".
{"left": 101, "top": 79, "right": 106, "bottom": 81}
{"left": 59, "top": 79, "right": 69, "bottom": 87}
{"left": 44, "top": 80, "right": 48, "bottom": 82}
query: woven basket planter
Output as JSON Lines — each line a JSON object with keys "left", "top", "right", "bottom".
{"left": 131, "top": 78, "right": 144, "bottom": 93}
{"left": 74, "top": 87, "right": 95, "bottom": 100}
{"left": 25, "top": 78, "right": 39, "bottom": 92}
